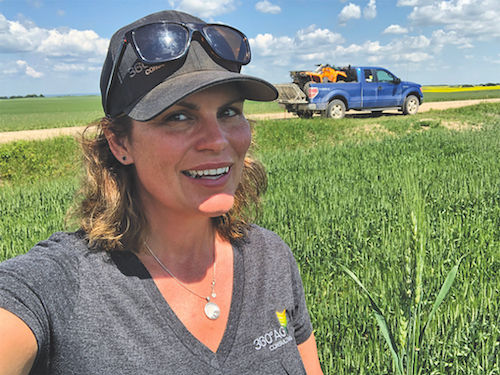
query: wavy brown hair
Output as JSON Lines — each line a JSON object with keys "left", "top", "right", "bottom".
{"left": 74, "top": 116, "right": 267, "bottom": 252}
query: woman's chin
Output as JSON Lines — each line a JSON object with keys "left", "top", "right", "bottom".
{"left": 198, "top": 194, "right": 235, "bottom": 216}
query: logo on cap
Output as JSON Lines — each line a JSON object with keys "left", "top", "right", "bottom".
{"left": 128, "top": 61, "right": 167, "bottom": 78}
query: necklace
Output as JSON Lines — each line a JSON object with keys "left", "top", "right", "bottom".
{"left": 144, "top": 241, "right": 220, "bottom": 320}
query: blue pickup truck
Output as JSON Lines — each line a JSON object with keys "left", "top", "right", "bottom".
{"left": 275, "top": 66, "right": 423, "bottom": 119}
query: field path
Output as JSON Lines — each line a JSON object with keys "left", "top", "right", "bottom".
{"left": 1, "top": 98, "right": 500, "bottom": 144}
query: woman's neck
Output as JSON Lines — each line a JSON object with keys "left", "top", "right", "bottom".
{"left": 140, "top": 206, "right": 218, "bottom": 277}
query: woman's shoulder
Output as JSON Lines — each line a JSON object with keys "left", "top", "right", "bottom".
{"left": 243, "top": 224, "right": 294, "bottom": 261}
{"left": 1, "top": 231, "right": 91, "bottom": 274}
{"left": 28, "top": 230, "right": 89, "bottom": 257}
{"left": 35, "top": 230, "right": 87, "bottom": 250}
{"left": 246, "top": 224, "right": 285, "bottom": 243}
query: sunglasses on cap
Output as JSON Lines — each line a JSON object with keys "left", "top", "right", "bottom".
{"left": 103, "top": 21, "right": 252, "bottom": 116}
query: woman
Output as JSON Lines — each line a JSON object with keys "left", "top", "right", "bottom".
{"left": 0, "top": 10, "right": 323, "bottom": 375}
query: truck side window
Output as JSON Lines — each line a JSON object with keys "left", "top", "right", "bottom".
{"left": 375, "top": 69, "right": 395, "bottom": 83}
{"left": 364, "top": 70, "right": 373, "bottom": 82}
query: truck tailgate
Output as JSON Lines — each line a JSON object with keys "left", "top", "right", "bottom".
{"left": 275, "top": 83, "right": 307, "bottom": 103}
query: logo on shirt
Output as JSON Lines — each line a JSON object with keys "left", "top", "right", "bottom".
{"left": 276, "top": 309, "right": 288, "bottom": 330}
{"left": 253, "top": 309, "right": 293, "bottom": 351}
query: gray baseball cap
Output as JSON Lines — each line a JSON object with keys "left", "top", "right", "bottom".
{"left": 100, "top": 10, "right": 278, "bottom": 121}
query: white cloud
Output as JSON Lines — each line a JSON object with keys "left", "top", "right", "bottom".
{"left": 16, "top": 60, "right": 43, "bottom": 78}
{"left": 53, "top": 63, "right": 91, "bottom": 72}
{"left": 169, "top": 0, "right": 236, "bottom": 18}
{"left": 397, "top": 35, "right": 431, "bottom": 49}
{"left": 340, "top": 37, "right": 433, "bottom": 64}
{"left": 397, "top": 0, "right": 419, "bottom": 5}
{"left": 0, "top": 13, "right": 108, "bottom": 58}
{"left": 431, "top": 29, "right": 473, "bottom": 49}
{"left": 250, "top": 33, "right": 294, "bottom": 57}
{"left": 25, "top": 65, "right": 43, "bottom": 78}
{"left": 364, "top": 0, "right": 377, "bottom": 19}
{"left": 248, "top": 25, "right": 347, "bottom": 77}
{"left": 38, "top": 29, "right": 108, "bottom": 57}
{"left": 255, "top": 0, "right": 281, "bottom": 14}
{"left": 408, "top": 0, "right": 500, "bottom": 39}
{"left": 57, "top": 10, "right": 65, "bottom": 16}
{"left": 397, "top": 0, "right": 435, "bottom": 5}
{"left": 383, "top": 24, "right": 409, "bottom": 34}
{"left": 295, "top": 25, "right": 344, "bottom": 48}
{"left": 250, "top": 25, "right": 343, "bottom": 58}
{"left": 0, "top": 14, "right": 42, "bottom": 52}
{"left": 0, "top": 12, "right": 108, "bottom": 86}
{"left": 365, "top": 40, "right": 383, "bottom": 53}
{"left": 339, "top": 3, "right": 361, "bottom": 23}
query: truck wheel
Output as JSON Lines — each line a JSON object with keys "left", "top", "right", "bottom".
{"left": 403, "top": 95, "right": 419, "bottom": 115}
{"left": 325, "top": 99, "right": 346, "bottom": 119}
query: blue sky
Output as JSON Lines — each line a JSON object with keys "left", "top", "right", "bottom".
{"left": 1, "top": 0, "right": 499, "bottom": 96}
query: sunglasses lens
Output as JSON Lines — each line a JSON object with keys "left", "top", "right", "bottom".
{"left": 203, "top": 25, "right": 250, "bottom": 64}
{"left": 133, "top": 23, "right": 189, "bottom": 63}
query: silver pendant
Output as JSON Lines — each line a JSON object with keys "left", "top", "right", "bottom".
{"left": 204, "top": 301, "right": 220, "bottom": 320}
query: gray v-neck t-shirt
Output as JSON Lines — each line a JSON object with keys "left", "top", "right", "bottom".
{"left": 0, "top": 225, "right": 313, "bottom": 374}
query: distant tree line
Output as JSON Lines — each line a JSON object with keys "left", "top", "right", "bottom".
{"left": 459, "top": 83, "right": 500, "bottom": 87}
{"left": 461, "top": 83, "right": 500, "bottom": 87}
{"left": 0, "top": 94, "right": 45, "bottom": 99}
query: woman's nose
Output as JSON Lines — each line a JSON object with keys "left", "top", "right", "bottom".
{"left": 195, "top": 116, "right": 229, "bottom": 152}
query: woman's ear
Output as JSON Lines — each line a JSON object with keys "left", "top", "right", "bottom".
{"left": 103, "top": 128, "right": 134, "bottom": 165}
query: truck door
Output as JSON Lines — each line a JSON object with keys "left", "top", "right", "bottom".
{"left": 374, "top": 69, "right": 401, "bottom": 107}
{"left": 361, "top": 69, "right": 378, "bottom": 108}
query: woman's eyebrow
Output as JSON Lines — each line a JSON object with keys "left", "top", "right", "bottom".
{"left": 176, "top": 97, "right": 245, "bottom": 110}
{"left": 220, "top": 97, "right": 245, "bottom": 108}
{"left": 175, "top": 101, "right": 199, "bottom": 110}
{"left": 229, "top": 97, "right": 245, "bottom": 105}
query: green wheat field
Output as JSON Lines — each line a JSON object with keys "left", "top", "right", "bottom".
{"left": 2, "top": 86, "right": 500, "bottom": 132}
{"left": 0, "top": 96, "right": 499, "bottom": 374}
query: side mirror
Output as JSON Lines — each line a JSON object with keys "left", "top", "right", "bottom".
{"left": 394, "top": 78, "right": 401, "bottom": 84}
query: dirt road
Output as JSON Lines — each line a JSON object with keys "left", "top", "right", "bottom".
{"left": 1, "top": 98, "right": 499, "bottom": 144}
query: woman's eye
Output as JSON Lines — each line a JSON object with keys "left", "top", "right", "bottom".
{"left": 165, "top": 112, "right": 189, "bottom": 122}
{"left": 219, "top": 107, "right": 240, "bottom": 118}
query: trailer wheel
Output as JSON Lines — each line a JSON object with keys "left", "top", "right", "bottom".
{"left": 297, "top": 110, "right": 313, "bottom": 119}
{"left": 325, "top": 99, "right": 346, "bottom": 119}
{"left": 403, "top": 95, "right": 419, "bottom": 115}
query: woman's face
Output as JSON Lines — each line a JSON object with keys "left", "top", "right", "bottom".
{"left": 116, "top": 84, "right": 251, "bottom": 220}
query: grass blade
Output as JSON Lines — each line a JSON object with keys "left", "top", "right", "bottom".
{"left": 340, "top": 264, "right": 404, "bottom": 375}
{"left": 418, "top": 256, "right": 464, "bottom": 345}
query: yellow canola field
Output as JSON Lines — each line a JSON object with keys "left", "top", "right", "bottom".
{"left": 422, "top": 85, "right": 500, "bottom": 92}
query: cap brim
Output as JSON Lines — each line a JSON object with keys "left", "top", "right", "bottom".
{"left": 127, "top": 70, "right": 278, "bottom": 121}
